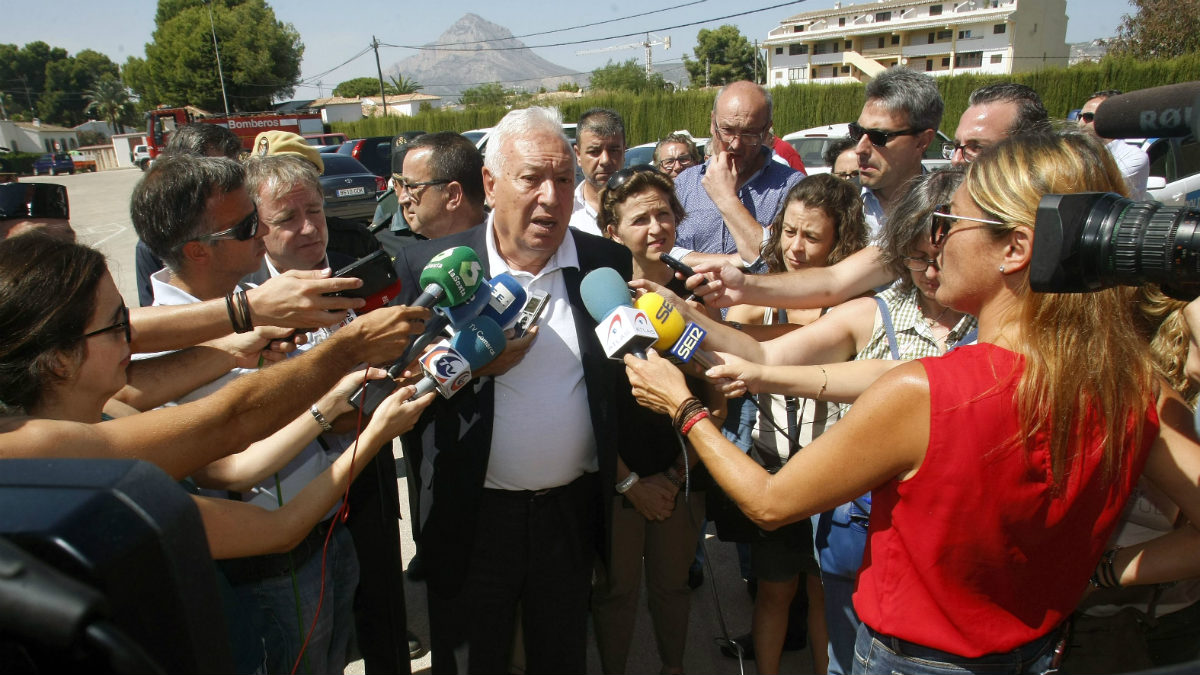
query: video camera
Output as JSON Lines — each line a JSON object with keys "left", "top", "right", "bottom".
{"left": 1030, "top": 81, "right": 1200, "bottom": 297}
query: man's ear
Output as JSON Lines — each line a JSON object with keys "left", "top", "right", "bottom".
{"left": 482, "top": 166, "right": 496, "bottom": 209}
{"left": 444, "top": 181, "right": 464, "bottom": 211}
{"left": 914, "top": 128, "right": 935, "bottom": 155}
{"left": 179, "top": 240, "right": 210, "bottom": 267}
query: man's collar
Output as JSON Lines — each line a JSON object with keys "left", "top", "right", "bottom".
{"left": 485, "top": 211, "right": 580, "bottom": 279}
{"left": 573, "top": 181, "right": 597, "bottom": 218}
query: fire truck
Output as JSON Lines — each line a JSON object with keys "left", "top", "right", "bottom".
{"left": 142, "top": 106, "right": 326, "bottom": 163}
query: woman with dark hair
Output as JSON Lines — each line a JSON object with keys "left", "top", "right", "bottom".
{"left": 590, "top": 165, "right": 710, "bottom": 675}
{"left": 625, "top": 132, "right": 1200, "bottom": 674}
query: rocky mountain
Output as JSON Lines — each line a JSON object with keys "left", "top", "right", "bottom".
{"left": 387, "top": 14, "right": 583, "bottom": 101}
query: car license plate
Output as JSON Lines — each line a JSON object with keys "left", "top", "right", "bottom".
{"left": 336, "top": 186, "right": 366, "bottom": 197}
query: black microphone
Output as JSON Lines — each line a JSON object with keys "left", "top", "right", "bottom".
{"left": 1093, "top": 81, "right": 1199, "bottom": 140}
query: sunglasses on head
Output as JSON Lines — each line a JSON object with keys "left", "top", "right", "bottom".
{"left": 194, "top": 209, "right": 259, "bottom": 244}
{"left": 848, "top": 122, "right": 924, "bottom": 148}
{"left": 930, "top": 203, "right": 1005, "bottom": 246}
{"left": 83, "top": 304, "right": 131, "bottom": 344}
{"left": 605, "top": 164, "right": 661, "bottom": 192}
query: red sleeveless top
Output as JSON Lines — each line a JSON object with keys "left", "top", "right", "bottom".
{"left": 853, "top": 344, "right": 1157, "bottom": 656}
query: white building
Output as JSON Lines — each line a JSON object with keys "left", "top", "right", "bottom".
{"left": 310, "top": 93, "right": 443, "bottom": 124}
{"left": 764, "top": 0, "right": 1068, "bottom": 86}
{"left": 0, "top": 120, "right": 80, "bottom": 153}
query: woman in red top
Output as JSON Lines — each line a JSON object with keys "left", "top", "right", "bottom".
{"left": 624, "top": 131, "right": 1200, "bottom": 674}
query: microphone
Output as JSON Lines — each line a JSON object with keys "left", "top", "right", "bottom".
{"left": 634, "top": 292, "right": 686, "bottom": 351}
{"left": 667, "top": 322, "right": 720, "bottom": 370}
{"left": 1093, "top": 81, "right": 1199, "bottom": 140}
{"left": 481, "top": 272, "right": 527, "bottom": 330}
{"left": 581, "top": 267, "right": 658, "bottom": 360}
{"left": 398, "top": 278, "right": 493, "bottom": 367}
{"left": 410, "top": 315, "right": 507, "bottom": 400}
{"left": 411, "top": 246, "right": 484, "bottom": 309}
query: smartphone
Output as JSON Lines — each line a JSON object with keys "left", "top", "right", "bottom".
{"left": 660, "top": 252, "right": 696, "bottom": 278}
{"left": 511, "top": 290, "right": 549, "bottom": 338}
{"left": 330, "top": 250, "right": 404, "bottom": 312}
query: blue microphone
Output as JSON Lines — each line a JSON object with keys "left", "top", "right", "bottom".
{"left": 410, "top": 315, "right": 507, "bottom": 400}
{"left": 581, "top": 267, "right": 658, "bottom": 360}
{"left": 481, "top": 272, "right": 527, "bottom": 330}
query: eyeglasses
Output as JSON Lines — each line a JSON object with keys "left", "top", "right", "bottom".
{"left": 848, "top": 122, "right": 925, "bottom": 148}
{"left": 392, "top": 174, "right": 450, "bottom": 197}
{"left": 83, "top": 304, "right": 131, "bottom": 344}
{"left": 658, "top": 155, "right": 694, "bottom": 170}
{"left": 1077, "top": 112, "right": 1096, "bottom": 123}
{"left": 930, "top": 203, "right": 1004, "bottom": 246}
{"left": 605, "top": 164, "right": 660, "bottom": 192}
{"left": 713, "top": 125, "right": 766, "bottom": 146}
{"left": 902, "top": 255, "right": 940, "bottom": 272}
{"left": 194, "top": 209, "right": 258, "bottom": 244}
{"left": 833, "top": 169, "right": 860, "bottom": 179}
{"left": 941, "top": 141, "right": 986, "bottom": 162}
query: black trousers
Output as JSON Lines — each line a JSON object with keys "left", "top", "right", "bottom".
{"left": 428, "top": 473, "right": 600, "bottom": 675}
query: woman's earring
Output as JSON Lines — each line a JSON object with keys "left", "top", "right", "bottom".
{"left": 999, "top": 265, "right": 1005, "bottom": 273}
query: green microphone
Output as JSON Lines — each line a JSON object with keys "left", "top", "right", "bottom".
{"left": 414, "top": 246, "right": 484, "bottom": 308}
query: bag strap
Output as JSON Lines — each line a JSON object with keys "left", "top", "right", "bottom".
{"left": 872, "top": 296, "right": 902, "bottom": 360}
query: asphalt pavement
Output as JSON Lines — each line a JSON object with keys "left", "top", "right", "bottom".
{"left": 29, "top": 167, "right": 816, "bottom": 675}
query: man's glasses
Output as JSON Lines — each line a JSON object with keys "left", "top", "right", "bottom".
{"left": 393, "top": 174, "right": 450, "bottom": 197}
{"left": 605, "top": 164, "right": 660, "bottom": 192}
{"left": 941, "top": 141, "right": 986, "bottom": 161}
{"left": 833, "top": 169, "right": 860, "bottom": 179}
{"left": 930, "top": 203, "right": 1004, "bottom": 246}
{"left": 1077, "top": 112, "right": 1096, "bottom": 123}
{"left": 194, "top": 210, "right": 258, "bottom": 244}
{"left": 903, "top": 255, "right": 940, "bottom": 272}
{"left": 848, "top": 122, "right": 924, "bottom": 148}
{"left": 713, "top": 125, "right": 766, "bottom": 146}
{"left": 83, "top": 304, "right": 131, "bottom": 344}
{"left": 658, "top": 155, "right": 695, "bottom": 170}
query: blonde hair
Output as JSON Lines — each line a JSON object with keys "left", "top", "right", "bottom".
{"left": 1134, "top": 285, "right": 1197, "bottom": 406}
{"left": 964, "top": 132, "right": 1155, "bottom": 486}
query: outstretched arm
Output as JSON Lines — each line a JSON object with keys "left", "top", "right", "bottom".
{"left": 687, "top": 246, "right": 894, "bottom": 310}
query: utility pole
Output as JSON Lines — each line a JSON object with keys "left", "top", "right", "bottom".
{"left": 705, "top": 58, "right": 710, "bottom": 88}
{"left": 203, "top": 0, "right": 230, "bottom": 115}
{"left": 373, "top": 36, "right": 388, "bottom": 118}
{"left": 754, "top": 40, "right": 758, "bottom": 83}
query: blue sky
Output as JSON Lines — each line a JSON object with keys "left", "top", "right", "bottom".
{"left": 6, "top": 0, "right": 1135, "bottom": 99}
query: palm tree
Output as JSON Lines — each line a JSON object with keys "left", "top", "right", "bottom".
{"left": 389, "top": 73, "right": 423, "bottom": 95}
{"left": 84, "top": 75, "right": 133, "bottom": 135}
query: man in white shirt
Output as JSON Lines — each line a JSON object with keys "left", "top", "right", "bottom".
{"left": 1078, "top": 89, "right": 1151, "bottom": 200}
{"left": 569, "top": 108, "right": 626, "bottom": 237}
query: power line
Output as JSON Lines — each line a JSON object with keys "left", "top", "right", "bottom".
{"left": 378, "top": 1, "right": 807, "bottom": 52}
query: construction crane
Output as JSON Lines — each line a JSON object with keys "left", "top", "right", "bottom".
{"left": 577, "top": 33, "right": 671, "bottom": 77}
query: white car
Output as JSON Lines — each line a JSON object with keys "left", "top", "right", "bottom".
{"left": 782, "top": 123, "right": 953, "bottom": 174}
{"left": 623, "top": 135, "right": 710, "bottom": 169}
{"left": 1139, "top": 136, "right": 1200, "bottom": 207}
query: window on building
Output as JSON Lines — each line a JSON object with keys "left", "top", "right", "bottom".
{"left": 832, "top": 40, "right": 840, "bottom": 52}
{"left": 994, "top": 23, "right": 1006, "bottom": 34}
{"left": 788, "top": 67, "right": 805, "bottom": 80}
{"left": 955, "top": 51, "right": 983, "bottom": 68}
{"left": 877, "top": 36, "right": 886, "bottom": 49}
{"left": 776, "top": 47, "right": 783, "bottom": 55}
{"left": 942, "top": 57, "right": 951, "bottom": 66}
{"left": 891, "top": 35, "right": 900, "bottom": 45}
{"left": 839, "top": 17, "right": 846, "bottom": 26}
{"left": 926, "top": 59, "right": 934, "bottom": 71}
{"left": 928, "top": 32, "right": 936, "bottom": 44}
{"left": 842, "top": 65, "right": 851, "bottom": 73}
{"left": 845, "top": 40, "right": 853, "bottom": 49}
{"left": 794, "top": 25, "right": 804, "bottom": 32}
{"left": 789, "top": 43, "right": 804, "bottom": 55}
{"left": 775, "top": 71, "right": 783, "bottom": 79}
{"left": 930, "top": 4, "right": 943, "bottom": 15}
{"left": 958, "top": 29, "right": 977, "bottom": 39}
{"left": 937, "top": 30, "right": 952, "bottom": 41}
{"left": 814, "top": 43, "right": 827, "bottom": 55}
{"left": 875, "top": 11, "right": 891, "bottom": 21}
{"left": 990, "top": 54, "right": 1003, "bottom": 63}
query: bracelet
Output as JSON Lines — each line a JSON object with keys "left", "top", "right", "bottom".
{"left": 672, "top": 397, "right": 704, "bottom": 429}
{"left": 1089, "top": 546, "right": 1123, "bottom": 588}
{"left": 816, "top": 365, "right": 828, "bottom": 400}
{"left": 728, "top": 321, "right": 743, "bottom": 331}
{"left": 235, "top": 290, "right": 253, "bottom": 333}
{"left": 679, "top": 409, "right": 710, "bottom": 435}
{"left": 310, "top": 405, "right": 334, "bottom": 432}
{"left": 225, "top": 292, "right": 241, "bottom": 332}
{"left": 664, "top": 466, "right": 683, "bottom": 489}
{"left": 616, "top": 472, "right": 639, "bottom": 494}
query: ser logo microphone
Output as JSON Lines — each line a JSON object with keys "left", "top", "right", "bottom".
{"left": 670, "top": 323, "right": 707, "bottom": 363}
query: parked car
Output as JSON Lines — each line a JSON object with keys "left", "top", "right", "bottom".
{"left": 320, "top": 154, "right": 386, "bottom": 223}
{"left": 69, "top": 150, "right": 97, "bottom": 173}
{"left": 132, "top": 144, "right": 151, "bottom": 170}
{"left": 338, "top": 132, "right": 425, "bottom": 178}
{"left": 782, "top": 123, "right": 953, "bottom": 174}
{"left": 1141, "top": 135, "right": 1200, "bottom": 206}
{"left": 32, "top": 153, "right": 75, "bottom": 176}
{"left": 623, "top": 135, "right": 710, "bottom": 168}
{"left": 303, "top": 133, "right": 348, "bottom": 153}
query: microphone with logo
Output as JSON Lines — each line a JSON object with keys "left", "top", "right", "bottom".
{"left": 409, "top": 315, "right": 507, "bottom": 401}
{"left": 394, "top": 272, "right": 528, "bottom": 369}
{"left": 581, "top": 267, "right": 658, "bottom": 359}
{"left": 411, "top": 246, "right": 485, "bottom": 309}
{"left": 635, "top": 291, "right": 686, "bottom": 352}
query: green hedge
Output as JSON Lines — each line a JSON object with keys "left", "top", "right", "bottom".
{"left": 331, "top": 53, "right": 1200, "bottom": 145}
{"left": 0, "top": 153, "right": 43, "bottom": 176}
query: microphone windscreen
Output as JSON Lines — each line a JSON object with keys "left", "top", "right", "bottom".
{"left": 580, "top": 267, "right": 632, "bottom": 323}
{"left": 1093, "top": 81, "right": 1200, "bottom": 139}
{"left": 482, "top": 272, "right": 527, "bottom": 329}
{"left": 440, "top": 279, "right": 491, "bottom": 328}
{"left": 635, "top": 292, "right": 686, "bottom": 350}
{"left": 449, "top": 315, "right": 507, "bottom": 370}
{"left": 418, "top": 246, "right": 484, "bottom": 307}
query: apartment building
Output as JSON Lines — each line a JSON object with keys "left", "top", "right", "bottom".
{"left": 764, "top": 0, "right": 1068, "bottom": 86}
